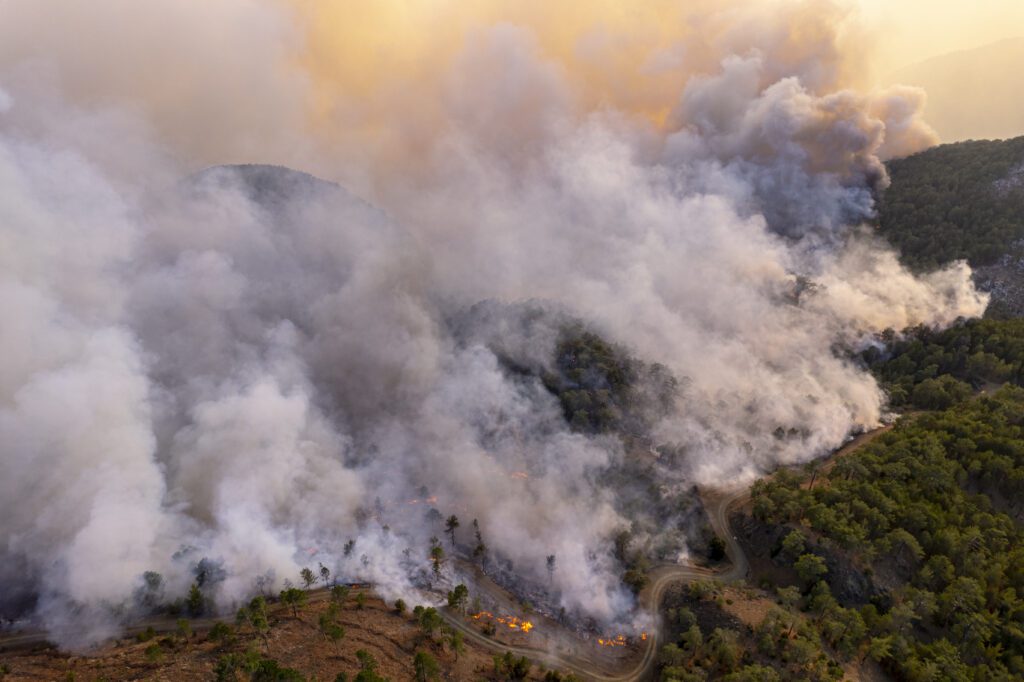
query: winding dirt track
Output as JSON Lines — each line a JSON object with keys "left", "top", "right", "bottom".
{"left": 433, "top": 425, "right": 894, "bottom": 681}
{"left": 0, "top": 426, "right": 894, "bottom": 680}
{"left": 430, "top": 484, "right": 751, "bottom": 682}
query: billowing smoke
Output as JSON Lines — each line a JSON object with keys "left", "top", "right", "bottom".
{"left": 0, "top": 0, "right": 987, "bottom": 648}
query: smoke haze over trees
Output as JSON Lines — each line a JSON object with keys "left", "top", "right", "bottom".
{"left": 0, "top": 0, "right": 990, "bottom": 647}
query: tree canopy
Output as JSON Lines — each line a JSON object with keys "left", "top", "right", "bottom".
{"left": 751, "top": 387, "right": 1024, "bottom": 680}
{"left": 875, "top": 136, "right": 1024, "bottom": 270}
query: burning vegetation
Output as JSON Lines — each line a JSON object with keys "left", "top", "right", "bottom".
{"left": 596, "top": 630, "right": 647, "bottom": 648}
{"left": 471, "top": 610, "right": 535, "bottom": 634}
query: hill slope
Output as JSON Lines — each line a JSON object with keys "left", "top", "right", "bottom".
{"left": 0, "top": 591, "right": 562, "bottom": 681}
{"left": 747, "top": 387, "right": 1024, "bottom": 681}
{"left": 876, "top": 136, "right": 1024, "bottom": 315}
{"left": 876, "top": 136, "right": 1024, "bottom": 270}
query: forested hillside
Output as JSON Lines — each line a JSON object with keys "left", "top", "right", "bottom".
{"left": 876, "top": 136, "right": 1024, "bottom": 270}
{"left": 749, "top": 388, "right": 1024, "bottom": 681}
{"left": 656, "top": 319, "right": 1024, "bottom": 681}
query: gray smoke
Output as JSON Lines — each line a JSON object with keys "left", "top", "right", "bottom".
{"left": 0, "top": 2, "right": 988, "bottom": 648}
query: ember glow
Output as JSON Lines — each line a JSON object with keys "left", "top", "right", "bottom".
{"left": 596, "top": 630, "right": 647, "bottom": 647}
{"left": 597, "top": 635, "right": 629, "bottom": 648}
{"left": 472, "top": 611, "right": 535, "bottom": 634}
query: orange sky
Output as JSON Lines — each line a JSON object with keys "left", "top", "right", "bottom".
{"left": 857, "top": 0, "right": 1024, "bottom": 75}
{"left": 286, "top": 0, "right": 1023, "bottom": 147}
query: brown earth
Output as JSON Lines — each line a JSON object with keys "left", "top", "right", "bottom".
{"left": 717, "top": 586, "right": 774, "bottom": 629}
{"left": 0, "top": 593, "right": 561, "bottom": 681}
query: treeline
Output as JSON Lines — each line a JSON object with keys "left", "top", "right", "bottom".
{"left": 863, "top": 317, "right": 1024, "bottom": 409}
{"left": 875, "top": 136, "right": 1024, "bottom": 270}
{"left": 750, "top": 387, "right": 1024, "bottom": 680}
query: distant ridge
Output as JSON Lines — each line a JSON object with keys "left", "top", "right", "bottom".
{"left": 886, "top": 37, "right": 1024, "bottom": 142}
{"left": 187, "top": 164, "right": 344, "bottom": 207}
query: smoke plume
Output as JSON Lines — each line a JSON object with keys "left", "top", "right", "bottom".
{"left": 0, "top": 0, "right": 987, "bottom": 647}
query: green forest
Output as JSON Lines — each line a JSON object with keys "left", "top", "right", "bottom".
{"left": 875, "top": 136, "right": 1024, "bottom": 270}
{"left": 861, "top": 317, "right": 1024, "bottom": 409}
{"left": 748, "top": 388, "right": 1024, "bottom": 681}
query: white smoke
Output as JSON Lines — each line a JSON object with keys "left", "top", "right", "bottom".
{"left": 0, "top": 1, "right": 987, "bottom": 648}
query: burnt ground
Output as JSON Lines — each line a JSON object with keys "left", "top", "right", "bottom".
{"left": 731, "top": 512, "right": 881, "bottom": 609}
{"left": 659, "top": 535, "right": 892, "bottom": 682}
{"left": 975, "top": 256, "right": 1024, "bottom": 318}
{"left": 661, "top": 583, "right": 746, "bottom": 640}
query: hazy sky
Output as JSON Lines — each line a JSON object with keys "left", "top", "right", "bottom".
{"left": 858, "top": 0, "right": 1024, "bottom": 75}
{"left": 854, "top": 0, "right": 1024, "bottom": 141}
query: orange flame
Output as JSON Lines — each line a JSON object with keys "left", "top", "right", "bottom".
{"left": 405, "top": 495, "right": 439, "bottom": 505}
{"left": 471, "top": 611, "right": 535, "bottom": 634}
{"left": 595, "top": 629, "right": 646, "bottom": 647}
{"left": 596, "top": 634, "right": 628, "bottom": 647}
